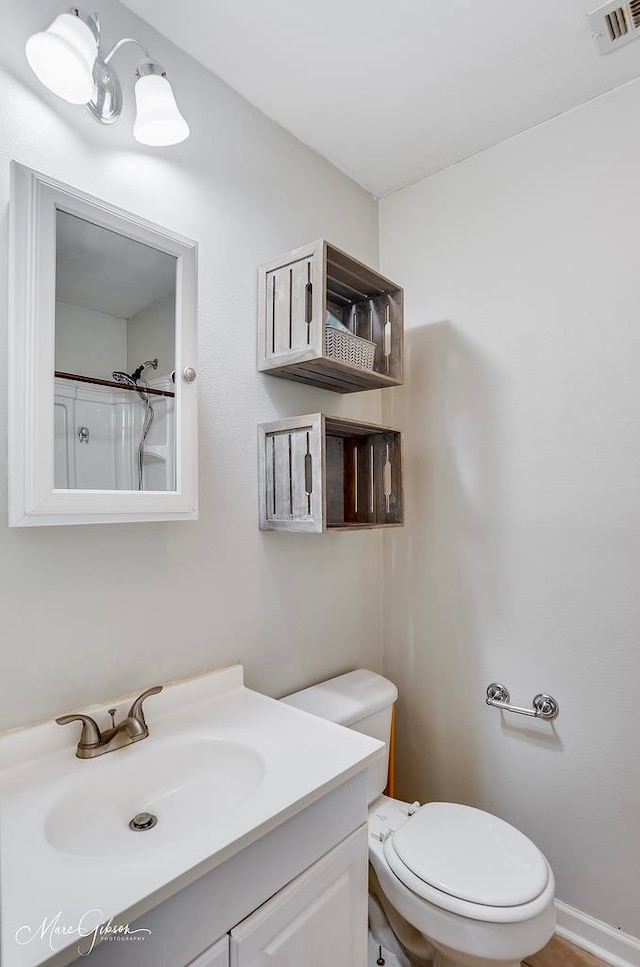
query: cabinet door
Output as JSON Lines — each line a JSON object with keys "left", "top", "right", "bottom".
{"left": 230, "top": 824, "right": 367, "bottom": 967}
{"left": 188, "top": 936, "right": 229, "bottom": 967}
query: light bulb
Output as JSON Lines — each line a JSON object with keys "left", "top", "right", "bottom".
{"left": 25, "top": 12, "right": 97, "bottom": 105}
{"left": 133, "top": 67, "right": 189, "bottom": 147}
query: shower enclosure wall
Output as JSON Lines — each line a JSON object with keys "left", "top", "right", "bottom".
{"left": 55, "top": 376, "right": 175, "bottom": 491}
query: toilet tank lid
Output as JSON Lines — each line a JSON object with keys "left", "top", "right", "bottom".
{"left": 280, "top": 669, "right": 397, "bottom": 726}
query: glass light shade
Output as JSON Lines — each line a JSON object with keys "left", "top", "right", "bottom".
{"left": 133, "top": 74, "right": 190, "bottom": 146}
{"left": 25, "top": 13, "right": 97, "bottom": 104}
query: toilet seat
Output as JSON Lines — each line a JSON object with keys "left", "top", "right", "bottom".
{"left": 383, "top": 803, "right": 550, "bottom": 922}
{"left": 389, "top": 802, "right": 549, "bottom": 908}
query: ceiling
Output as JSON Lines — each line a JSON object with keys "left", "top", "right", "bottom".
{"left": 56, "top": 211, "right": 176, "bottom": 318}
{"left": 121, "top": 0, "right": 640, "bottom": 196}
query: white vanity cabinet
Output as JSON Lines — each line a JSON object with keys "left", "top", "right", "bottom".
{"left": 188, "top": 937, "right": 229, "bottom": 967}
{"left": 230, "top": 826, "right": 367, "bottom": 967}
{"left": 65, "top": 775, "right": 369, "bottom": 967}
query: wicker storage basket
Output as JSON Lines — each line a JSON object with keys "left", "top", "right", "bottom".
{"left": 325, "top": 327, "right": 375, "bottom": 370}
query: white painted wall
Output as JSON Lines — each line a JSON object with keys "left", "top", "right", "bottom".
{"left": 0, "top": 0, "right": 382, "bottom": 731}
{"left": 127, "top": 295, "right": 175, "bottom": 382}
{"left": 379, "top": 80, "right": 640, "bottom": 937}
{"left": 55, "top": 302, "right": 127, "bottom": 379}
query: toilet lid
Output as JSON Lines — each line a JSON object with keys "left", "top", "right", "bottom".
{"left": 389, "top": 802, "right": 549, "bottom": 907}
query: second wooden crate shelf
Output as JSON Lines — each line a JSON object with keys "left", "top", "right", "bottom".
{"left": 258, "top": 414, "right": 403, "bottom": 533}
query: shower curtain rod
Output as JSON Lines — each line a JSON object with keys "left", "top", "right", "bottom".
{"left": 55, "top": 371, "right": 175, "bottom": 399}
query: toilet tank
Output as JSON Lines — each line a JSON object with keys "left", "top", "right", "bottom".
{"left": 281, "top": 669, "right": 398, "bottom": 805}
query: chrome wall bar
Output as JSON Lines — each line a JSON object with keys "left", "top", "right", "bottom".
{"left": 486, "top": 683, "right": 559, "bottom": 721}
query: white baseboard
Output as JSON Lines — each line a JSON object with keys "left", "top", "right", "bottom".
{"left": 555, "top": 901, "right": 640, "bottom": 967}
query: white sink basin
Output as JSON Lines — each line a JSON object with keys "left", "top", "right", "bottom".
{"left": 44, "top": 735, "right": 265, "bottom": 858}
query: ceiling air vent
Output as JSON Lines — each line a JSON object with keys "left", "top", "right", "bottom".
{"left": 588, "top": 0, "right": 640, "bottom": 53}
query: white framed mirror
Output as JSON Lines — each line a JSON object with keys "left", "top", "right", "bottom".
{"left": 8, "top": 162, "right": 198, "bottom": 526}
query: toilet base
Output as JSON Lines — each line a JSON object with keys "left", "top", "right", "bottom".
{"left": 369, "top": 891, "right": 426, "bottom": 967}
{"left": 431, "top": 948, "right": 520, "bottom": 967}
{"left": 370, "top": 868, "right": 524, "bottom": 967}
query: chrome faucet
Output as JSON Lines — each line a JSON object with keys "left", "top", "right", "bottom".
{"left": 56, "top": 685, "right": 163, "bottom": 759}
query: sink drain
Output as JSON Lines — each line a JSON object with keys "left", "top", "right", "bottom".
{"left": 129, "top": 812, "right": 158, "bottom": 832}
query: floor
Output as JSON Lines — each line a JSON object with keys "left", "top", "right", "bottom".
{"left": 524, "top": 935, "right": 610, "bottom": 967}
{"left": 368, "top": 933, "right": 610, "bottom": 967}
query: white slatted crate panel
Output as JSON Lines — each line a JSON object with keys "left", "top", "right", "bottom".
{"left": 258, "top": 415, "right": 324, "bottom": 533}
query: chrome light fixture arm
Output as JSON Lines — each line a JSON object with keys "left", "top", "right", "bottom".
{"left": 88, "top": 33, "right": 152, "bottom": 126}
{"left": 103, "top": 37, "right": 150, "bottom": 66}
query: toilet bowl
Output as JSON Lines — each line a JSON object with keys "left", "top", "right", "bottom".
{"left": 368, "top": 795, "right": 555, "bottom": 967}
{"left": 282, "top": 670, "right": 556, "bottom": 967}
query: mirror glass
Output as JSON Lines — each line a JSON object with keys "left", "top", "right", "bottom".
{"left": 54, "top": 210, "right": 177, "bottom": 492}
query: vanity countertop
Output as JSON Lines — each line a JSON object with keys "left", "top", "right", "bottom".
{"left": 0, "top": 665, "right": 383, "bottom": 967}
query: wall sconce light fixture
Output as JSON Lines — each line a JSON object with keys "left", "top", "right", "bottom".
{"left": 25, "top": 7, "right": 189, "bottom": 146}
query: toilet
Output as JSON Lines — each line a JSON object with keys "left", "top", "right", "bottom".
{"left": 282, "top": 669, "right": 556, "bottom": 967}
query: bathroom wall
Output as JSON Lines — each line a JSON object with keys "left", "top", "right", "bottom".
{"left": 379, "top": 79, "right": 640, "bottom": 938}
{"left": 127, "top": 295, "right": 175, "bottom": 381}
{"left": 55, "top": 302, "right": 127, "bottom": 379}
{"left": 0, "top": 0, "right": 382, "bottom": 730}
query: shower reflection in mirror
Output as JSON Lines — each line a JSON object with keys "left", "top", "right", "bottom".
{"left": 54, "top": 211, "right": 177, "bottom": 491}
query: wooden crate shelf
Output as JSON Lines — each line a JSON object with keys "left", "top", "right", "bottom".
{"left": 258, "top": 414, "right": 403, "bottom": 533}
{"left": 258, "top": 239, "right": 403, "bottom": 394}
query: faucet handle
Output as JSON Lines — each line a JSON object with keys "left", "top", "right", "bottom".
{"left": 55, "top": 713, "right": 101, "bottom": 751}
{"left": 127, "top": 685, "right": 163, "bottom": 729}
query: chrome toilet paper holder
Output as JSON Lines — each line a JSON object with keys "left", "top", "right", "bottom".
{"left": 486, "top": 683, "right": 559, "bottom": 720}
